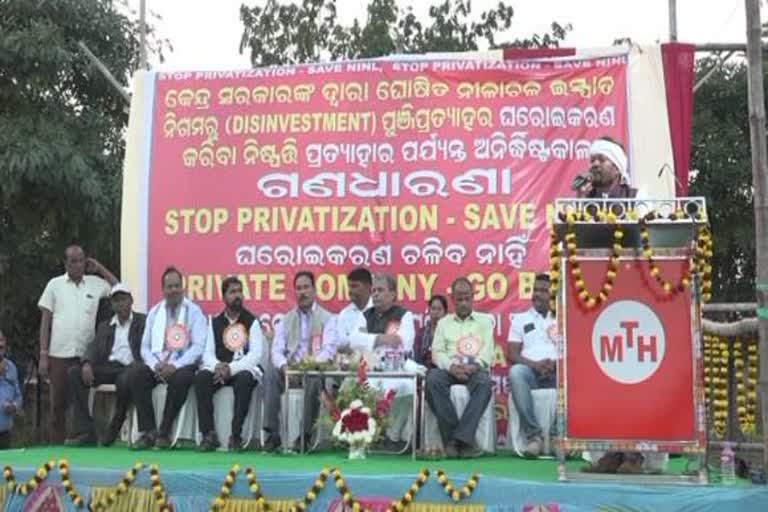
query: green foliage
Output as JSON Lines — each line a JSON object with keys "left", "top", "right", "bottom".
{"left": 0, "top": 0, "right": 153, "bottom": 360}
{"left": 689, "top": 56, "right": 766, "bottom": 302}
{"left": 239, "top": 0, "right": 571, "bottom": 66}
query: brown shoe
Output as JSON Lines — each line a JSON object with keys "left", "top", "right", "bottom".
{"left": 198, "top": 431, "right": 220, "bottom": 452}
{"left": 228, "top": 435, "right": 244, "bottom": 452}
{"left": 443, "top": 441, "right": 460, "bottom": 458}
{"left": 154, "top": 434, "right": 172, "bottom": 449}
{"left": 524, "top": 436, "right": 543, "bottom": 458}
{"left": 582, "top": 452, "right": 624, "bottom": 473}
{"left": 131, "top": 432, "right": 155, "bottom": 450}
{"left": 617, "top": 453, "right": 645, "bottom": 474}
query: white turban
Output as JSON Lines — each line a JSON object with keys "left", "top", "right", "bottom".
{"left": 590, "top": 139, "right": 629, "bottom": 184}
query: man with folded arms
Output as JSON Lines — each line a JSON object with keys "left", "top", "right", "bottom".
{"left": 195, "top": 276, "right": 264, "bottom": 452}
{"left": 66, "top": 283, "right": 145, "bottom": 446}
{"left": 426, "top": 277, "right": 494, "bottom": 458}
{"left": 128, "top": 266, "right": 206, "bottom": 449}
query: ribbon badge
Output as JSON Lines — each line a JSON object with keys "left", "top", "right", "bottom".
{"left": 223, "top": 323, "right": 248, "bottom": 352}
{"left": 164, "top": 324, "right": 189, "bottom": 351}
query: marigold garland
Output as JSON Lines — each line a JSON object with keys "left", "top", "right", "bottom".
{"left": 244, "top": 467, "right": 270, "bottom": 510}
{"left": 549, "top": 229, "right": 561, "bottom": 312}
{"left": 289, "top": 466, "right": 331, "bottom": 512}
{"left": 150, "top": 464, "right": 171, "bottom": 512}
{"left": 16, "top": 460, "right": 54, "bottom": 495}
{"left": 331, "top": 468, "right": 366, "bottom": 512}
{"left": 704, "top": 334, "right": 729, "bottom": 437}
{"left": 89, "top": 462, "right": 144, "bottom": 512}
{"left": 211, "top": 464, "right": 240, "bottom": 511}
{"left": 561, "top": 211, "right": 623, "bottom": 309}
{"left": 435, "top": 470, "right": 479, "bottom": 502}
{"left": 745, "top": 342, "right": 759, "bottom": 434}
{"left": 386, "top": 468, "right": 429, "bottom": 512}
{"left": 3, "top": 465, "right": 16, "bottom": 491}
{"left": 58, "top": 459, "right": 85, "bottom": 508}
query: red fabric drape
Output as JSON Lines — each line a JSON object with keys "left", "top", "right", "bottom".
{"left": 661, "top": 43, "right": 696, "bottom": 196}
{"left": 502, "top": 47, "right": 575, "bottom": 60}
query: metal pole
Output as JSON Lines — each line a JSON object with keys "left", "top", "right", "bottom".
{"left": 668, "top": 0, "right": 678, "bottom": 41}
{"left": 744, "top": 0, "right": 768, "bottom": 468}
{"left": 78, "top": 42, "right": 131, "bottom": 104}
{"left": 139, "top": 0, "right": 147, "bottom": 70}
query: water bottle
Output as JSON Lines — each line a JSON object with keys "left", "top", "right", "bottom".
{"left": 720, "top": 442, "right": 736, "bottom": 485}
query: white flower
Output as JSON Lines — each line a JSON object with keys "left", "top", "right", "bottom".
{"left": 349, "top": 399, "right": 363, "bottom": 409}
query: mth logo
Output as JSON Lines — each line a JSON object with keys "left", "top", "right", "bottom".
{"left": 591, "top": 300, "right": 666, "bottom": 384}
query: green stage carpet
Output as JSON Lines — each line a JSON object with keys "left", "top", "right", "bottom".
{"left": 0, "top": 446, "right": 690, "bottom": 480}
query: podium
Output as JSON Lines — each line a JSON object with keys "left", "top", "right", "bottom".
{"left": 551, "top": 197, "right": 710, "bottom": 484}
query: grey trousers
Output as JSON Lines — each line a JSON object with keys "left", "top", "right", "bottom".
{"left": 425, "top": 368, "right": 492, "bottom": 447}
{"left": 262, "top": 365, "right": 323, "bottom": 438}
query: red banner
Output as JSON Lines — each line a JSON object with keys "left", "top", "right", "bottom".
{"left": 563, "top": 258, "right": 696, "bottom": 441}
{"left": 147, "top": 57, "right": 628, "bottom": 440}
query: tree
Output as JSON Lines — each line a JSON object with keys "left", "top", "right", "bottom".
{"left": 0, "top": 0, "right": 159, "bottom": 361}
{"left": 239, "top": 0, "right": 571, "bottom": 67}
{"left": 689, "top": 56, "right": 768, "bottom": 303}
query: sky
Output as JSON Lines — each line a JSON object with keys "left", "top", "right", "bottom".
{"left": 125, "top": 0, "right": 755, "bottom": 71}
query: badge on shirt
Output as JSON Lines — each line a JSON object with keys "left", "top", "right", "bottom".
{"left": 164, "top": 324, "right": 189, "bottom": 352}
{"left": 547, "top": 324, "right": 559, "bottom": 344}
{"left": 310, "top": 333, "right": 323, "bottom": 354}
{"left": 385, "top": 321, "right": 400, "bottom": 335}
{"left": 456, "top": 333, "right": 482, "bottom": 364}
{"left": 223, "top": 323, "right": 248, "bottom": 352}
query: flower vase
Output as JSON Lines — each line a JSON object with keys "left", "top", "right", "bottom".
{"left": 348, "top": 442, "right": 367, "bottom": 460}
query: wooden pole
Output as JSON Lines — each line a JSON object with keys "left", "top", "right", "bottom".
{"left": 744, "top": 0, "right": 768, "bottom": 468}
{"left": 668, "top": 0, "right": 678, "bottom": 42}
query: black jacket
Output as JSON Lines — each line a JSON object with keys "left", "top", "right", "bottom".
{"left": 82, "top": 312, "right": 146, "bottom": 365}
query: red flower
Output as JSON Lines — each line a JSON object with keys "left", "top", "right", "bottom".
{"left": 341, "top": 408, "right": 370, "bottom": 433}
{"left": 357, "top": 358, "right": 368, "bottom": 385}
{"left": 375, "top": 389, "right": 397, "bottom": 417}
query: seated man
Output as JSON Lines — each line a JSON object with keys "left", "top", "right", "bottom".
{"left": 195, "top": 276, "right": 264, "bottom": 452}
{"left": 66, "top": 283, "right": 146, "bottom": 446}
{"left": 129, "top": 266, "right": 206, "bottom": 449}
{"left": 426, "top": 277, "right": 493, "bottom": 458}
{"left": 0, "top": 329, "right": 22, "bottom": 450}
{"left": 362, "top": 273, "right": 415, "bottom": 448}
{"left": 262, "top": 271, "right": 335, "bottom": 452}
{"left": 507, "top": 273, "right": 556, "bottom": 457}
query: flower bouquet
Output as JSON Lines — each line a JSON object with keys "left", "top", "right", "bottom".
{"left": 321, "top": 360, "right": 397, "bottom": 459}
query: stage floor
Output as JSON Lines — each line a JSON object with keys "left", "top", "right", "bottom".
{"left": 1, "top": 446, "right": 766, "bottom": 511}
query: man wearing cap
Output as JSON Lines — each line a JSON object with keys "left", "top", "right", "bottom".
{"left": 38, "top": 244, "right": 118, "bottom": 443}
{"left": 128, "top": 266, "right": 206, "bottom": 449}
{"left": 65, "top": 283, "right": 146, "bottom": 446}
{"left": 195, "top": 276, "right": 264, "bottom": 452}
{"left": 575, "top": 137, "right": 637, "bottom": 199}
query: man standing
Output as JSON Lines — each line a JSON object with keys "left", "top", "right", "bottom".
{"left": 38, "top": 244, "right": 117, "bottom": 443}
{"left": 66, "top": 284, "right": 146, "bottom": 446}
{"left": 427, "top": 277, "right": 494, "bottom": 458}
{"left": 362, "top": 273, "right": 415, "bottom": 447}
{"left": 129, "top": 267, "right": 206, "bottom": 449}
{"left": 507, "top": 273, "right": 557, "bottom": 458}
{"left": 262, "top": 271, "right": 335, "bottom": 452}
{"left": 0, "top": 330, "right": 22, "bottom": 449}
{"left": 195, "top": 276, "right": 264, "bottom": 452}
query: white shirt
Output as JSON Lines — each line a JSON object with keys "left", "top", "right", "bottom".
{"left": 108, "top": 314, "right": 134, "bottom": 366}
{"left": 38, "top": 273, "right": 111, "bottom": 358}
{"left": 507, "top": 307, "right": 557, "bottom": 362}
{"left": 334, "top": 298, "right": 373, "bottom": 351}
{"left": 201, "top": 312, "right": 266, "bottom": 379}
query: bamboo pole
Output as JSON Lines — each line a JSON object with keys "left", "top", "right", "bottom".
{"left": 668, "top": 0, "right": 678, "bottom": 42}
{"left": 744, "top": 0, "right": 768, "bottom": 468}
{"left": 702, "top": 318, "right": 759, "bottom": 337}
{"left": 703, "top": 302, "right": 757, "bottom": 312}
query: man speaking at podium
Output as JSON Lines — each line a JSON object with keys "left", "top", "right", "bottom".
{"left": 573, "top": 137, "right": 637, "bottom": 200}
{"left": 575, "top": 137, "right": 644, "bottom": 474}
